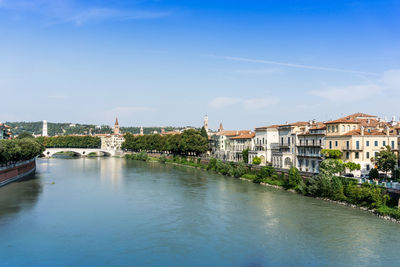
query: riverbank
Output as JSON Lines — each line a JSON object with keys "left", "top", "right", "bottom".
{"left": 124, "top": 154, "right": 400, "bottom": 223}
{"left": 0, "top": 158, "right": 36, "bottom": 187}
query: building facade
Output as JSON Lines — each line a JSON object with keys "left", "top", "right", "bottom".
{"left": 97, "top": 118, "right": 125, "bottom": 151}
{"left": 297, "top": 123, "right": 326, "bottom": 173}
{"left": 325, "top": 113, "right": 399, "bottom": 176}
{"left": 248, "top": 125, "right": 279, "bottom": 166}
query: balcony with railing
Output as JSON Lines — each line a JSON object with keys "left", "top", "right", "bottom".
{"left": 342, "top": 145, "right": 363, "bottom": 151}
{"left": 297, "top": 142, "right": 323, "bottom": 148}
{"left": 270, "top": 143, "right": 280, "bottom": 149}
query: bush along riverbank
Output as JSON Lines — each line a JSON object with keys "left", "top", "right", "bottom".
{"left": 125, "top": 153, "right": 400, "bottom": 222}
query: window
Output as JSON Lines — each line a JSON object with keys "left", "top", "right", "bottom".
{"left": 288, "top": 137, "right": 290, "bottom": 145}
{"left": 366, "top": 141, "right": 369, "bottom": 147}
{"left": 375, "top": 152, "right": 378, "bottom": 157}
{"left": 335, "top": 141, "right": 338, "bottom": 147}
{"left": 329, "top": 141, "right": 332, "bottom": 149}
{"left": 336, "top": 126, "right": 338, "bottom": 132}
{"left": 392, "top": 141, "right": 395, "bottom": 149}
{"left": 342, "top": 125, "right": 345, "bottom": 132}
{"left": 346, "top": 152, "right": 350, "bottom": 159}
{"left": 383, "top": 141, "right": 386, "bottom": 146}
{"left": 366, "top": 164, "right": 370, "bottom": 171}
{"left": 355, "top": 152, "right": 359, "bottom": 159}
{"left": 346, "top": 141, "right": 350, "bottom": 149}
{"left": 356, "top": 141, "right": 360, "bottom": 149}
{"left": 366, "top": 152, "right": 370, "bottom": 159}
{"left": 374, "top": 141, "right": 378, "bottom": 147}
{"left": 347, "top": 125, "right": 350, "bottom": 131}
{"left": 281, "top": 137, "right": 284, "bottom": 145}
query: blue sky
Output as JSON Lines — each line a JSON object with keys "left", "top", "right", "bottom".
{"left": 0, "top": 0, "right": 399, "bottom": 129}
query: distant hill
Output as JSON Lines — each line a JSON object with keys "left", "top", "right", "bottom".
{"left": 5, "top": 121, "right": 192, "bottom": 136}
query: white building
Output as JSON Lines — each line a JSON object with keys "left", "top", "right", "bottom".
{"left": 272, "top": 122, "right": 309, "bottom": 170}
{"left": 296, "top": 123, "right": 326, "bottom": 173}
{"left": 249, "top": 125, "right": 279, "bottom": 165}
{"left": 97, "top": 118, "right": 124, "bottom": 151}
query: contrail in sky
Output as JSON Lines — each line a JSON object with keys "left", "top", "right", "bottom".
{"left": 212, "top": 55, "right": 380, "bottom": 76}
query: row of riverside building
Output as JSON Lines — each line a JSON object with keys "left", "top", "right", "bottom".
{"left": 209, "top": 113, "right": 400, "bottom": 177}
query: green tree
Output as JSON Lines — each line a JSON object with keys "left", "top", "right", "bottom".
{"left": 252, "top": 156, "right": 261, "bottom": 165}
{"left": 321, "top": 149, "right": 343, "bottom": 159}
{"left": 283, "top": 167, "right": 302, "bottom": 190}
{"left": 200, "top": 126, "right": 208, "bottom": 139}
{"left": 319, "top": 159, "right": 345, "bottom": 176}
{"left": 242, "top": 148, "right": 249, "bottom": 164}
{"left": 344, "top": 162, "right": 361, "bottom": 172}
{"left": 369, "top": 168, "right": 379, "bottom": 179}
{"left": 373, "top": 146, "right": 398, "bottom": 176}
{"left": 17, "top": 132, "right": 34, "bottom": 139}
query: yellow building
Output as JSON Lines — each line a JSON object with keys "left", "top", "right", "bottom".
{"left": 325, "top": 113, "right": 398, "bottom": 175}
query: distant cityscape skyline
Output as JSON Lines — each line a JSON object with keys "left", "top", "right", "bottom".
{"left": 1, "top": 0, "right": 399, "bottom": 128}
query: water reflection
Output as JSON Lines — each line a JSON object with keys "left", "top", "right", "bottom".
{"left": 1, "top": 158, "right": 400, "bottom": 266}
{"left": 0, "top": 174, "right": 42, "bottom": 221}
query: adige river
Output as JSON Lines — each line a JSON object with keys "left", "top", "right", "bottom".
{"left": 1, "top": 158, "right": 400, "bottom": 266}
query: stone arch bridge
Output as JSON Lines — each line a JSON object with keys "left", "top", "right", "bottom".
{"left": 43, "top": 148, "right": 120, "bottom": 157}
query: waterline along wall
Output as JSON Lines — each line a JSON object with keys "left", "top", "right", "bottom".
{"left": 0, "top": 159, "right": 36, "bottom": 187}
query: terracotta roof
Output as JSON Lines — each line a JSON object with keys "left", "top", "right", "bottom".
{"left": 255, "top": 124, "right": 280, "bottom": 130}
{"left": 279, "top": 121, "right": 309, "bottom": 127}
{"left": 216, "top": 130, "right": 250, "bottom": 137}
{"left": 325, "top": 118, "right": 360, "bottom": 124}
{"left": 326, "top": 113, "right": 378, "bottom": 124}
{"left": 230, "top": 132, "right": 255, "bottom": 139}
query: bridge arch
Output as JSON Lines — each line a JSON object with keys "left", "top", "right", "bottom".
{"left": 43, "top": 148, "right": 117, "bottom": 158}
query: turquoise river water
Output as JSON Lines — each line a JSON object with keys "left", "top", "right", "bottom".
{"left": 0, "top": 158, "right": 400, "bottom": 266}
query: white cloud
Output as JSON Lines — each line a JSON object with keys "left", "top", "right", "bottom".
{"left": 68, "top": 8, "right": 170, "bottom": 26}
{"left": 212, "top": 55, "right": 379, "bottom": 76}
{"left": 208, "top": 96, "right": 279, "bottom": 110}
{"left": 0, "top": 0, "right": 171, "bottom": 25}
{"left": 309, "top": 84, "right": 382, "bottom": 102}
{"left": 309, "top": 69, "right": 400, "bottom": 102}
{"left": 381, "top": 69, "right": 400, "bottom": 88}
{"left": 243, "top": 97, "right": 279, "bottom": 110}
{"left": 208, "top": 97, "right": 241, "bottom": 109}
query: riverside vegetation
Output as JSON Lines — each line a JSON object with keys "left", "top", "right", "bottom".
{"left": 0, "top": 138, "right": 44, "bottom": 165}
{"left": 125, "top": 152, "right": 400, "bottom": 221}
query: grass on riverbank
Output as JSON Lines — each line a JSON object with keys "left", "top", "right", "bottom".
{"left": 124, "top": 152, "right": 400, "bottom": 222}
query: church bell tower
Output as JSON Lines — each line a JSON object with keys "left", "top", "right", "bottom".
{"left": 114, "top": 117, "right": 120, "bottom": 135}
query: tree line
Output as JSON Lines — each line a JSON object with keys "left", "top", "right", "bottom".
{"left": 0, "top": 138, "right": 44, "bottom": 164}
{"left": 122, "top": 129, "right": 208, "bottom": 156}
{"left": 7, "top": 121, "right": 190, "bottom": 137}
{"left": 36, "top": 136, "right": 101, "bottom": 148}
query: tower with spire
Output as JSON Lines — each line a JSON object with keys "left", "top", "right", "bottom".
{"left": 203, "top": 115, "right": 209, "bottom": 133}
{"left": 140, "top": 126, "right": 144, "bottom": 136}
{"left": 218, "top": 122, "right": 224, "bottom": 132}
{"left": 113, "top": 117, "right": 120, "bottom": 135}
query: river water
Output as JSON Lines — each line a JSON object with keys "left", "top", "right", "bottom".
{"left": 0, "top": 158, "right": 399, "bottom": 266}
